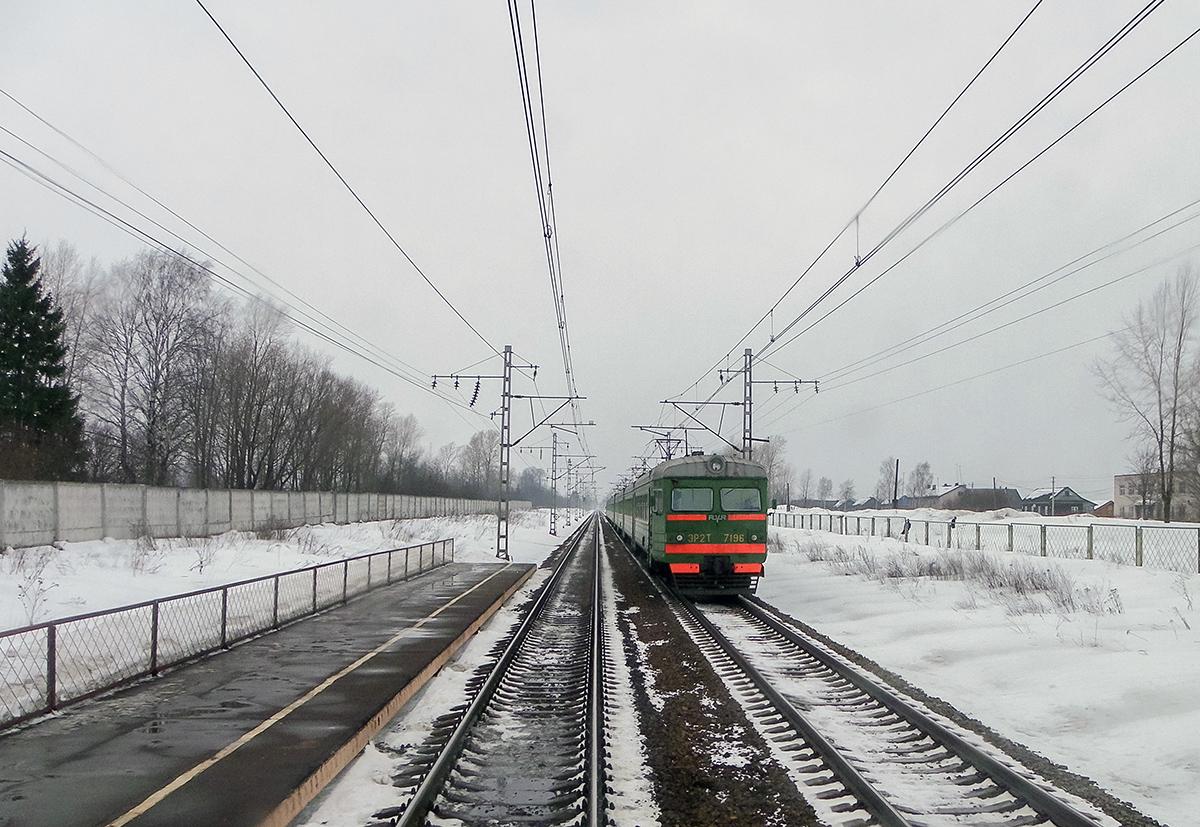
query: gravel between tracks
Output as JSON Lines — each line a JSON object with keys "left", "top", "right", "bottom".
{"left": 603, "top": 522, "right": 821, "bottom": 827}
{"left": 753, "top": 598, "right": 1169, "bottom": 827}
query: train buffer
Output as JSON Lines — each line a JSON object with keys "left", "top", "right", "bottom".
{"left": 0, "top": 561, "right": 535, "bottom": 827}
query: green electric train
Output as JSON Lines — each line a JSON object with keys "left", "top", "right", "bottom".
{"left": 605, "top": 452, "right": 769, "bottom": 595}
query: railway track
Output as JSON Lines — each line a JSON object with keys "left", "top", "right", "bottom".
{"left": 377, "top": 515, "right": 607, "bottom": 827}
{"left": 606, "top": 517, "right": 1110, "bottom": 827}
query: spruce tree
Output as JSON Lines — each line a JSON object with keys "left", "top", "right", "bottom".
{"left": 0, "top": 237, "right": 86, "bottom": 479}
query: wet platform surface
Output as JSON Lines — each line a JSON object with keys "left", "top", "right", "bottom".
{"left": 0, "top": 561, "right": 534, "bottom": 827}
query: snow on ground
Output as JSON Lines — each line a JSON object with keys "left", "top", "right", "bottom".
{"left": 777, "top": 503, "right": 1200, "bottom": 528}
{"left": 763, "top": 523, "right": 1200, "bottom": 827}
{"left": 0, "top": 509, "right": 561, "bottom": 629}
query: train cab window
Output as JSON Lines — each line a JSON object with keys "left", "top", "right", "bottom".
{"left": 671, "top": 488, "right": 713, "bottom": 512}
{"left": 720, "top": 487, "right": 762, "bottom": 512}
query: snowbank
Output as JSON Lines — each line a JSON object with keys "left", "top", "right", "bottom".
{"left": 763, "top": 523, "right": 1200, "bottom": 826}
{"left": 777, "top": 504, "right": 1200, "bottom": 528}
{"left": 0, "top": 510, "right": 560, "bottom": 630}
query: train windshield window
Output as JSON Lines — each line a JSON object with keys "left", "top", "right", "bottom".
{"left": 671, "top": 488, "right": 713, "bottom": 512}
{"left": 720, "top": 487, "right": 762, "bottom": 512}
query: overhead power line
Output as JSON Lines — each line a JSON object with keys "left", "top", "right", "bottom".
{"left": 0, "top": 87, "right": 422, "bottom": 382}
{"left": 673, "top": 0, "right": 1046, "bottom": 402}
{"left": 755, "top": 198, "right": 1200, "bottom": 431}
{"left": 0, "top": 145, "right": 493, "bottom": 423}
{"left": 193, "top": 0, "right": 500, "bottom": 355}
{"left": 757, "top": 1, "right": 1175, "bottom": 362}
{"left": 505, "top": 0, "right": 592, "bottom": 469}
{"left": 780, "top": 329, "right": 1121, "bottom": 435}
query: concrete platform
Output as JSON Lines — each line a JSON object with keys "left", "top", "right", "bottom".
{"left": 0, "top": 561, "right": 535, "bottom": 827}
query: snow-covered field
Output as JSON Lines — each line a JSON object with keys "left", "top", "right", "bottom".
{"left": 0, "top": 509, "right": 560, "bottom": 630}
{"left": 763, "top": 523, "right": 1200, "bottom": 827}
{"left": 775, "top": 506, "right": 1200, "bottom": 574}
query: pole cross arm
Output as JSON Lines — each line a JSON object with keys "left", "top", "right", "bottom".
{"left": 668, "top": 403, "right": 742, "bottom": 453}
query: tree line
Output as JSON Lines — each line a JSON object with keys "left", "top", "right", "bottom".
{"left": 0, "top": 237, "right": 571, "bottom": 505}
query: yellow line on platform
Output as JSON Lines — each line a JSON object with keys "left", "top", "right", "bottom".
{"left": 108, "top": 565, "right": 515, "bottom": 827}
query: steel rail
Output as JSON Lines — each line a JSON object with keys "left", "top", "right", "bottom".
{"left": 395, "top": 515, "right": 597, "bottom": 827}
{"left": 675, "top": 597, "right": 913, "bottom": 827}
{"left": 586, "top": 515, "right": 606, "bottom": 826}
{"left": 600, "top": 515, "right": 908, "bottom": 825}
{"left": 740, "top": 596, "right": 1102, "bottom": 827}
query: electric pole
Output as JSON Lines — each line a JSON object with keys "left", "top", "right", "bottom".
{"left": 433, "top": 344, "right": 587, "bottom": 560}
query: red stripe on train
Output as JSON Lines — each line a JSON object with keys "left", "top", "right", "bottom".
{"left": 664, "top": 543, "right": 768, "bottom": 555}
{"left": 666, "top": 514, "right": 708, "bottom": 522}
{"left": 726, "top": 514, "right": 765, "bottom": 521}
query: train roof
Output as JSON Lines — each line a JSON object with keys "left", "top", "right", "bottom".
{"left": 645, "top": 453, "right": 766, "bottom": 481}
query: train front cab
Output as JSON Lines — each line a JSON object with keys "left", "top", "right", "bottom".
{"left": 658, "top": 474, "right": 767, "bottom": 596}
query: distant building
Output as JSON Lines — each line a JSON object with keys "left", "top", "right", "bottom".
{"left": 1021, "top": 487, "right": 1096, "bottom": 516}
{"left": 1092, "top": 500, "right": 1114, "bottom": 518}
{"left": 835, "top": 496, "right": 879, "bottom": 511}
{"left": 935, "top": 484, "right": 1023, "bottom": 512}
{"left": 1113, "top": 473, "right": 1199, "bottom": 520}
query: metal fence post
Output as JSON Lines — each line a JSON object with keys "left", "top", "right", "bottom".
{"left": 150, "top": 602, "right": 160, "bottom": 674}
{"left": 220, "top": 587, "right": 229, "bottom": 648}
{"left": 46, "top": 624, "right": 57, "bottom": 711}
{"left": 870, "top": 516, "right": 876, "bottom": 536}
{"left": 405, "top": 548, "right": 410, "bottom": 580}
{"left": 1086, "top": 525, "right": 1094, "bottom": 560}
{"left": 1135, "top": 526, "right": 1143, "bottom": 567}
{"left": 342, "top": 561, "right": 349, "bottom": 603}
{"left": 312, "top": 568, "right": 318, "bottom": 612}
{"left": 975, "top": 523, "right": 981, "bottom": 551}
{"left": 1196, "top": 528, "right": 1199, "bottom": 574}
{"left": 1007, "top": 524, "right": 1013, "bottom": 553}
{"left": 1040, "top": 525, "right": 1047, "bottom": 557}
{"left": 924, "top": 521, "right": 929, "bottom": 545}
{"left": 387, "top": 549, "right": 393, "bottom": 584}
{"left": 367, "top": 555, "right": 372, "bottom": 589}
{"left": 272, "top": 576, "right": 280, "bottom": 628}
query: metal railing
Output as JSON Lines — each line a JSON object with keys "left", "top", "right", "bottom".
{"left": 769, "top": 510, "right": 1200, "bottom": 574}
{"left": 0, "top": 539, "right": 453, "bottom": 731}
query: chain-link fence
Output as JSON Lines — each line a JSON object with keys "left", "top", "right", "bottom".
{"left": 0, "top": 539, "right": 453, "bottom": 731}
{"left": 770, "top": 510, "right": 1200, "bottom": 576}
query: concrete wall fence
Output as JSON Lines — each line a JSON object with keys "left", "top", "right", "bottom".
{"left": 0, "top": 479, "right": 532, "bottom": 549}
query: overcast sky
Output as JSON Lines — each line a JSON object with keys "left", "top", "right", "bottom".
{"left": 4, "top": 2, "right": 1200, "bottom": 502}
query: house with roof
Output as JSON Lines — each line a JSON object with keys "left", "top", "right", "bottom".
{"left": 935, "top": 484, "right": 1023, "bottom": 512}
{"left": 1021, "top": 486, "right": 1096, "bottom": 516}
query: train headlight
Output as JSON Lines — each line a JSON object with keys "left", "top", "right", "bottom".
{"left": 751, "top": 534, "right": 758, "bottom": 541}
{"left": 708, "top": 456, "right": 726, "bottom": 474}
{"left": 676, "top": 534, "right": 684, "bottom": 541}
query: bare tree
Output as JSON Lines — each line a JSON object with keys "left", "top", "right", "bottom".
{"left": 817, "top": 476, "right": 833, "bottom": 502}
{"left": 1132, "top": 443, "right": 1158, "bottom": 519}
{"left": 905, "top": 461, "right": 934, "bottom": 497}
{"left": 796, "top": 468, "right": 813, "bottom": 506}
{"left": 874, "top": 456, "right": 898, "bottom": 502}
{"left": 1095, "top": 267, "right": 1198, "bottom": 521}
{"left": 753, "top": 436, "right": 793, "bottom": 505}
{"left": 40, "top": 240, "right": 102, "bottom": 389}
{"left": 837, "top": 479, "right": 856, "bottom": 501}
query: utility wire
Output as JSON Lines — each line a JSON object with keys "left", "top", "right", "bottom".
{"left": 758, "top": 1, "right": 1172, "bottom": 362}
{"left": 0, "top": 87, "right": 411, "bottom": 380}
{"left": 194, "top": 0, "right": 500, "bottom": 356}
{"left": 756, "top": 200, "right": 1200, "bottom": 431}
{"left": 673, "top": 0, "right": 1045, "bottom": 400}
{"left": 0, "top": 146, "right": 493, "bottom": 421}
{"left": 781, "top": 330, "right": 1121, "bottom": 433}
{"left": 0, "top": 118, "right": 439, "bottom": 386}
